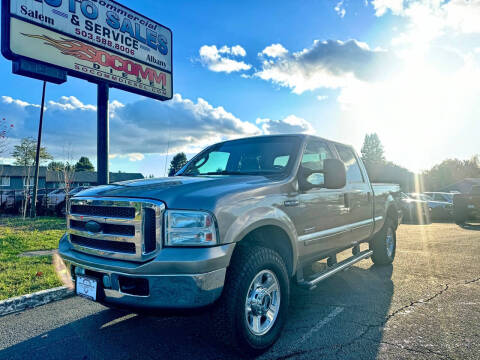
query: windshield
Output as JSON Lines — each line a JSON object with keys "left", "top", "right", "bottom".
{"left": 180, "top": 136, "right": 302, "bottom": 177}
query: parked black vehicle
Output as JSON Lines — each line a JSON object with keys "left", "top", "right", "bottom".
{"left": 1, "top": 190, "right": 26, "bottom": 214}
{"left": 453, "top": 186, "right": 480, "bottom": 225}
{"left": 1, "top": 188, "right": 55, "bottom": 215}
{"left": 0, "top": 190, "right": 14, "bottom": 211}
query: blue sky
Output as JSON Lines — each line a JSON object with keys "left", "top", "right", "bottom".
{"left": 1, "top": 0, "right": 480, "bottom": 176}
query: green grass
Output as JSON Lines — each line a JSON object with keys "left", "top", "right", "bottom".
{"left": 0, "top": 217, "right": 66, "bottom": 300}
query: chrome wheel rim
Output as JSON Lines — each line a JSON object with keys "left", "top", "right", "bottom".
{"left": 245, "top": 269, "right": 281, "bottom": 336}
{"left": 386, "top": 227, "right": 395, "bottom": 258}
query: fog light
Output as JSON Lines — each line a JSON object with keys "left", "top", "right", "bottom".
{"left": 103, "top": 275, "right": 111, "bottom": 289}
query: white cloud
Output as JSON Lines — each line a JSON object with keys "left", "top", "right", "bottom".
{"left": 231, "top": 45, "right": 247, "bottom": 57}
{"left": 371, "top": 0, "right": 405, "bottom": 16}
{"left": 199, "top": 45, "right": 251, "bottom": 73}
{"left": 335, "top": 1, "right": 346, "bottom": 18}
{"left": 256, "top": 115, "right": 315, "bottom": 135}
{"left": 259, "top": 44, "right": 288, "bottom": 58}
{"left": 373, "top": 0, "right": 480, "bottom": 43}
{"left": 2, "top": 96, "right": 38, "bottom": 108}
{"left": 255, "top": 39, "right": 397, "bottom": 94}
{"left": 48, "top": 96, "right": 96, "bottom": 111}
{"left": 317, "top": 95, "right": 328, "bottom": 101}
{"left": 127, "top": 153, "right": 145, "bottom": 162}
{"left": 0, "top": 93, "right": 263, "bottom": 161}
{"left": 1, "top": 93, "right": 319, "bottom": 168}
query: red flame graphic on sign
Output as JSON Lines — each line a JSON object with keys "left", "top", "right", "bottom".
{"left": 21, "top": 33, "right": 97, "bottom": 62}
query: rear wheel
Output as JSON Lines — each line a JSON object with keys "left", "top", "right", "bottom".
{"left": 370, "top": 217, "right": 396, "bottom": 265}
{"left": 56, "top": 202, "right": 66, "bottom": 217}
{"left": 213, "top": 245, "right": 290, "bottom": 356}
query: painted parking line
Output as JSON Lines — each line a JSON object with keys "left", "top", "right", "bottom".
{"left": 296, "top": 307, "right": 345, "bottom": 346}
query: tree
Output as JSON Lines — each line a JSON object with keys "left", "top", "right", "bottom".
{"left": 12, "top": 137, "right": 52, "bottom": 167}
{"left": 0, "top": 117, "right": 14, "bottom": 157}
{"left": 75, "top": 157, "right": 94, "bottom": 172}
{"left": 365, "top": 161, "right": 415, "bottom": 192}
{"left": 361, "top": 133, "right": 385, "bottom": 165}
{"left": 168, "top": 153, "right": 187, "bottom": 176}
{"left": 422, "top": 156, "right": 480, "bottom": 191}
{"left": 11, "top": 137, "right": 52, "bottom": 217}
{"left": 48, "top": 161, "right": 65, "bottom": 171}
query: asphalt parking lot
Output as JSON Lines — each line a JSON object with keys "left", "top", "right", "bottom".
{"left": 0, "top": 223, "right": 479, "bottom": 360}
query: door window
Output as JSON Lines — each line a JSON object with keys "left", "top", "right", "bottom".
{"left": 335, "top": 145, "right": 364, "bottom": 184}
{"left": 301, "top": 140, "right": 334, "bottom": 186}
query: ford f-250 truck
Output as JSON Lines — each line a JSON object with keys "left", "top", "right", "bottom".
{"left": 58, "top": 134, "right": 401, "bottom": 355}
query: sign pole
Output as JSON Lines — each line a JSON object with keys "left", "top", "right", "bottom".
{"left": 30, "top": 80, "right": 47, "bottom": 218}
{"left": 97, "top": 82, "right": 109, "bottom": 186}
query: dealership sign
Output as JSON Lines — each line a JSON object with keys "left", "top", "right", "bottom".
{"left": 1, "top": 0, "right": 172, "bottom": 100}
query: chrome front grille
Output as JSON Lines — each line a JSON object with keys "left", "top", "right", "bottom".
{"left": 67, "top": 197, "right": 165, "bottom": 262}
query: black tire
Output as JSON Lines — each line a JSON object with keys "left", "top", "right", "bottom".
{"left": 453, "top": 209, "right": 467, "bottom": 226}
{"left": 56, "top": 202, "right": 66, "bottom": 217}
{"left": 370, "top": 217, "right": 396, "bottom": 265}
{"left": 213, "top": 245, "right": 290, "bottom": 356}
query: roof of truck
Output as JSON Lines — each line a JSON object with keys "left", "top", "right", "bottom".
{"left": 213, "top": 134, "right": 350, "bottom": 147}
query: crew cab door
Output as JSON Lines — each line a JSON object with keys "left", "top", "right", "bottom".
{"left": 334, "top": 144, "right": 374, "bottom": 245}
{"left": 286, "top": 139, "right": 350, "bottom": 260}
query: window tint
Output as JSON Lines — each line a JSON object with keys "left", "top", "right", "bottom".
{"left": 335, "top": 145, "right": 364, "bottom": 183}
{"left": 301, "top": 141, "right": 332, "bottom": 171}
{"left": 181, "top": 136, "right": 301, "bottom": 176}
{"left": 301, "top": 140, "right": 334, "bottom": 186}
{"left": 195, "top": 151, "right": 230, "bottom": 174}
{"left": 273, "top": 155, "right": 290, "bottom": 167}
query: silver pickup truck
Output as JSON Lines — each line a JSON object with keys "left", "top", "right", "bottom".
{"left": 59, "top": 134, "right": 401, "bottom": 355}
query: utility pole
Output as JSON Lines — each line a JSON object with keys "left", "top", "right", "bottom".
{"left": 97, "top": 83, "right": 109, "bottom": 185}
{"left": 30, "top": 81, "right": 47, "bottom": 218}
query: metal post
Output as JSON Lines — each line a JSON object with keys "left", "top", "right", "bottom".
{"left": 30, "top": 81, "right": 47, "bottom": 218}
{"left": 97, "top": 83, "right": 109, "bottom": 185}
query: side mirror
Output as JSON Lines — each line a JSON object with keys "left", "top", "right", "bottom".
{"left": 298, "top": 167, "right": 321, "bottom": 191}
{"left": 324, "top": 158, "right": 346, "bottom": 189}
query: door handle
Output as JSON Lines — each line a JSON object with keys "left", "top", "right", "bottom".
{"left": 344, "top": 193, "right": 350, "bottom": 208}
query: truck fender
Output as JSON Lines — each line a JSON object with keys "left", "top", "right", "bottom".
{"left": 222, "top": 206, "right": 299, "bottom": 275}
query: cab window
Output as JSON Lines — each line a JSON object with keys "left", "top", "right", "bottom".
{"left": 300, "top": 140, "right": 334, "bottom": 186}
{"left": 335, "top": 145, "right": 364, "bottom": 183}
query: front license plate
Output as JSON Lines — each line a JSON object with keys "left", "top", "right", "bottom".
{"left": 468, "top": 205, "right": 475, "bottom": 209}
{"left": 76, "top": 276, "right": 97, "bottom": 301}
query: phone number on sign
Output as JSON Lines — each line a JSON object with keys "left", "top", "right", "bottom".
{"left": 75, "top": 28, "right": 136, "bottom": 56}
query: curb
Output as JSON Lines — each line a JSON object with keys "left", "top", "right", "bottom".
{"left": 0, "top": 286, "right": 74, "bottom": 317}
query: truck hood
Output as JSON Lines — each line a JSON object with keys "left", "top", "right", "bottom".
{"left": 75, "top": 176, "right": 277, "bottom": 210}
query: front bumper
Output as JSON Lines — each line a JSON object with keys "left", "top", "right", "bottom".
{"left": 59, "top": 234, "right": 234, "bottom": 309}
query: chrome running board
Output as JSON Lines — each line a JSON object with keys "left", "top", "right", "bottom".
{"left": 298, "top": 250, "right": 373, "bottom": 290}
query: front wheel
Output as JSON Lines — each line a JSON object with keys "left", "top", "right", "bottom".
{"left": 370, "top": 217, "right": 396, "bottom": 265}
{"left": 213, "top": 245, "right": 290, "bottom": 356}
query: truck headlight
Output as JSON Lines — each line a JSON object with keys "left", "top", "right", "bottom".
{"left": 164, "top": 210, "right": 217, "bottom": 246}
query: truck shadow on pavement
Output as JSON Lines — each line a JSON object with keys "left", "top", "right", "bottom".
{"left": 0, "top": 264, "right": 393, "bottom": 360}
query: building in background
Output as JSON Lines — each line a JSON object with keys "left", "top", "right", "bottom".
{"left": 0, "top": 165, "right": 143, "bottom": 190}
{"left": 0, "top": 165, "right": 47, "bottom": 189}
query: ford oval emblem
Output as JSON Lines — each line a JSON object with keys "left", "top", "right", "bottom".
{"left": 85, "top": 221, "right": 102, "bottom": 233}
